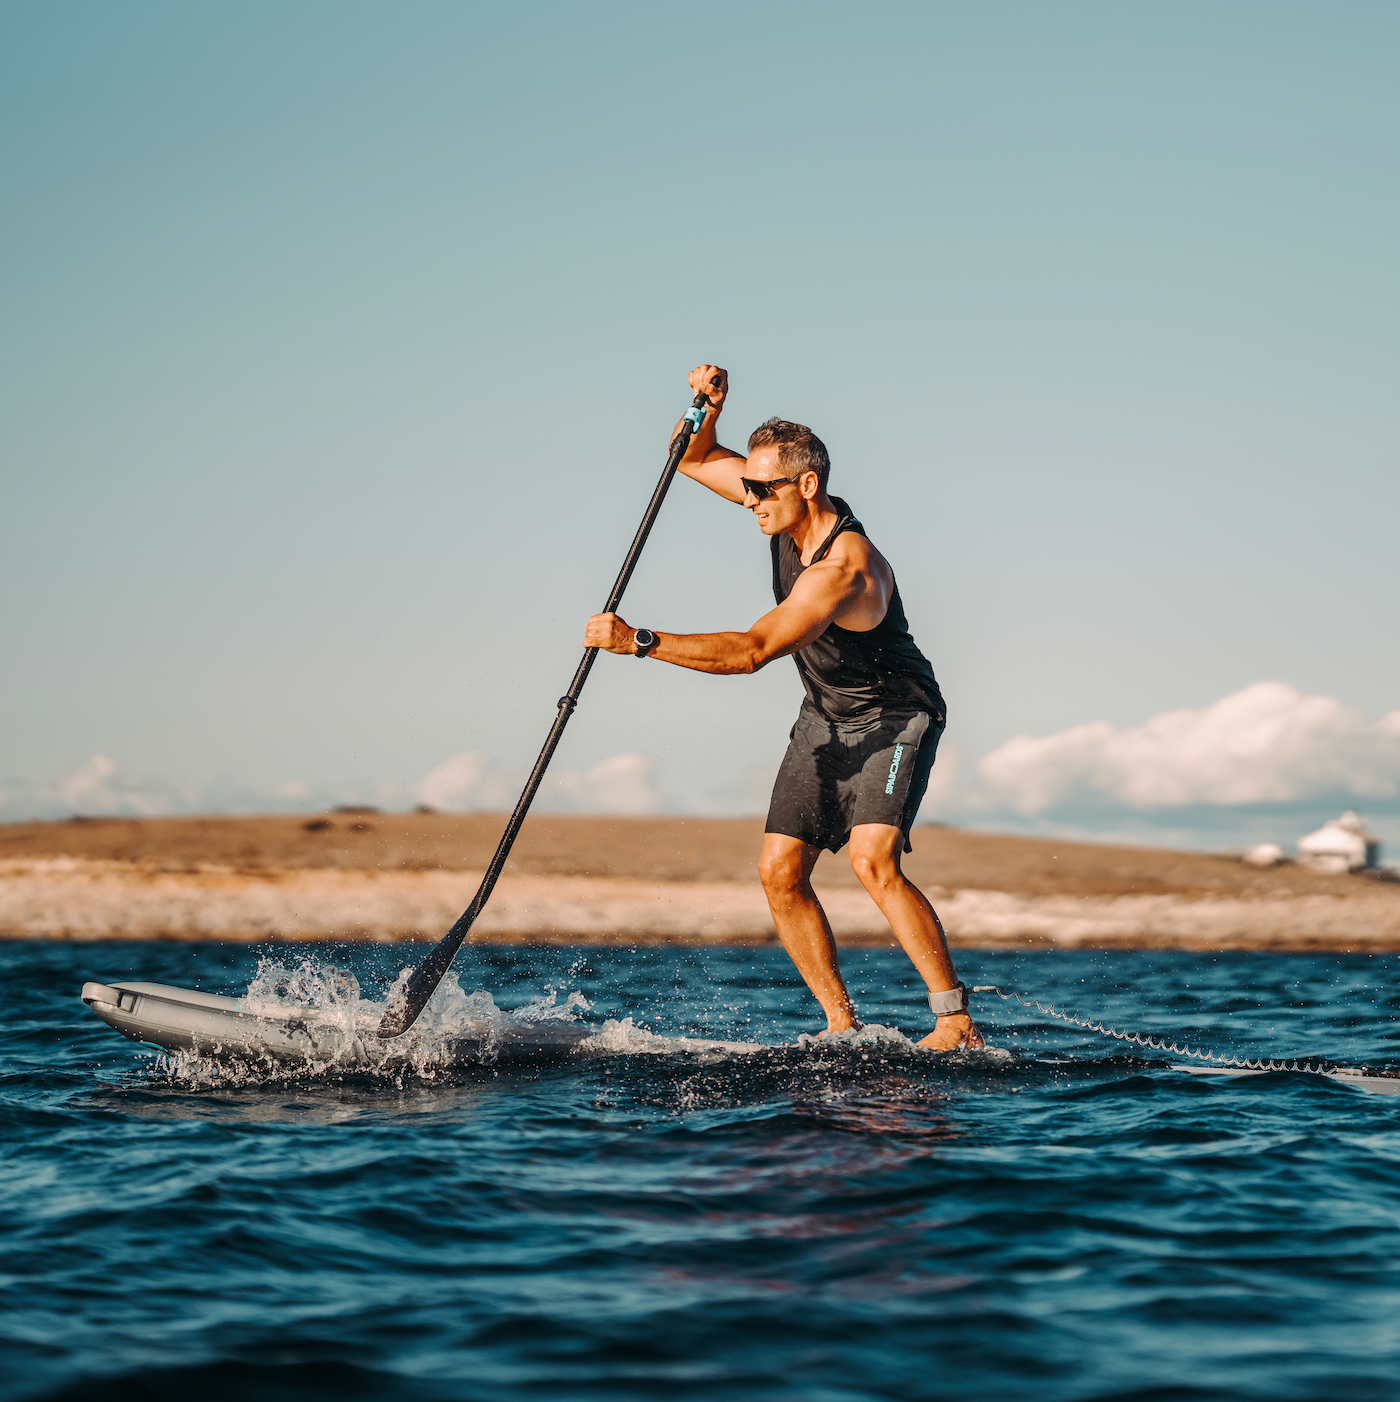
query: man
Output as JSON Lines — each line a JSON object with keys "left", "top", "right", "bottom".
{"left": 585, "top": 365, "right": 982, "bottom": 1051}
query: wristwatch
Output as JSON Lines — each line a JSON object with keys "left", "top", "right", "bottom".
{"left": 633, "top": 628, "right": 659, "bottom": 658}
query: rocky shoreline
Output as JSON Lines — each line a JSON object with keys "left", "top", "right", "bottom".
{"left": 3, "top": 813, "right": 1397, "bottom": 950}
{"left": 3, "top": 856, "right": 1399, "bottom": 950}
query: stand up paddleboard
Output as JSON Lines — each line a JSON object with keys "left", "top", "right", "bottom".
{"left": 80, "top": 980, "right": 592, "bottom": 1069}
{"left": 1176, "top": 1063, "right": 1400, "bottom": 1096}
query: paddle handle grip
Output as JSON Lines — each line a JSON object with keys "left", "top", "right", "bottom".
{"left": 676, "top": 375, "right": 722, "bottom": 444}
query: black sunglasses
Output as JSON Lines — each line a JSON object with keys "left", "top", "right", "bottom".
{"left": 741, "top": 473, "right": 800, "bottom": 501}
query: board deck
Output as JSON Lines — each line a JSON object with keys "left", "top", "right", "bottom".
{"left": 80, "top": 980, "right": 592, "bottom": 1068}
{"left": 1176, "top": 1063, "right": 1400, "bottom": 1096}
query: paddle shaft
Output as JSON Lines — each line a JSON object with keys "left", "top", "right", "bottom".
{"left": 378, "top": 379, "right": 720, "bottom": 1037}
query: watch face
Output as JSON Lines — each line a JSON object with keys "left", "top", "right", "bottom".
{"left": 635, "top": 629, "right": 656, "bottom": 652}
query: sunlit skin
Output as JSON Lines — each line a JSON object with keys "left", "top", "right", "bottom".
{"left": 584, "top": 366, "right": 983, "bottom": 1052}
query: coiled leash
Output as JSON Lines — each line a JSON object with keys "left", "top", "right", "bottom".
{"left": 929, "top": 983, "right": 1334, "bottom": 1075}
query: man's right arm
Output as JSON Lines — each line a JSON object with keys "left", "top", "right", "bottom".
{"left": 671, "top": 364, "right": 747, "bottom": 504}
{"left": 583, "top": 551, "right": 867, "bottom": 673}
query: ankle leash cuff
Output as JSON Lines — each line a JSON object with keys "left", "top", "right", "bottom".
{"left": 928, "top": 982, "right": 968, "bottom": 1017}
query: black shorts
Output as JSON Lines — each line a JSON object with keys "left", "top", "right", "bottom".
{"left": 765, "top": 705, "right": 943, "bottom": 855}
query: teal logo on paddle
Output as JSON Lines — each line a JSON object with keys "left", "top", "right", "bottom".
{"left": 885, "top": 743, "right": 905, "bottom": 795}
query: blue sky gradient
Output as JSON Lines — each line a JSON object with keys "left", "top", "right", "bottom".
{"left": 2, "top": 2, "right": 1397, "bottom": 853}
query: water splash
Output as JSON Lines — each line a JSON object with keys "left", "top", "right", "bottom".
{"left": 157, "top": 955, "right": 595, "bottom": 1086}
{"left": 580, "top": 1014, "right": 764, "bottom": 1058}
{"left": 793, "top": 1021, "right": 916, "bottom": 1051}
{"left": 789, "top": 1022, "right": 1016, "bottom": 1065}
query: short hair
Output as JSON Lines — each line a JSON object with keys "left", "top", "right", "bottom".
{"left": 746, "top": 417, "right": 831, "bottom": 493}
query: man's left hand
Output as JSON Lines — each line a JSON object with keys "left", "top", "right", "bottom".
{"left": 585, "top": 612, "right": 637, "bottom": 655}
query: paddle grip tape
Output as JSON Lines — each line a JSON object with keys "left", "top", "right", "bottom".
{"left": 928, "top": 982, "right": 968, "bottom": 1016}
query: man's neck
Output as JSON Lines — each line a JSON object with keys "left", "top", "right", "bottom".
{"left": 788, "top": 493, "right": 840, "bottom": 565}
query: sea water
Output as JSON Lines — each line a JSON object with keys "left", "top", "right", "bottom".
{"left": 4, "top": 940, "right": 1400, "bottom": 1401}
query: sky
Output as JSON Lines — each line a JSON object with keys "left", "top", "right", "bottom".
{"left": 2, "top": 1, "right": 1397, "bottom": 857}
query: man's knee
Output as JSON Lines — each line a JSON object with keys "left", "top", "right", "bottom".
{"left": 848, "top": 838, "right": 902, "bottom": 893}
{"left": 759, "top": 846, "right": 809, "bottom": 898}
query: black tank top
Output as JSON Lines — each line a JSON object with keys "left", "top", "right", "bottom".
{"left": 771, "top": 496, "right": 945, "bottom": 724}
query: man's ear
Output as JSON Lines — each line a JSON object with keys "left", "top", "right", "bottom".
{"left": 801, "top": 470, "right": 820, "bottom": 500}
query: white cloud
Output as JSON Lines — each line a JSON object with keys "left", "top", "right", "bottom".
{"left": 977, "top": 683, "right": 1400, "bottom": 814}
{"left": 0, "top": 748, "right": 663, "bottom": 824}
{"left": 0, "top": 754, "right": 395, "bottom": 823}
{"left": 7, "top": 752, "right": 206, "bottom": 819}
{"left": 416, "top": 750, "right": 660, "bottom": 815}
{"left": 60, "top": 754, "right": 121, "bottom": 810}
{"left": 416, "top": 751, "right": 493, "bottom": 810}
{"left": 551, "top": 753, "right": 659, "bottom": 815}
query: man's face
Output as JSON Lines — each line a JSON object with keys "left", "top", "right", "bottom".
{"left": 743, "top": 445, "right": 813, "bottom": 536}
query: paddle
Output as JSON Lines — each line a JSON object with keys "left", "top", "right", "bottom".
{"left": 378, "top": 376, "right": 722, "bottom": 1038}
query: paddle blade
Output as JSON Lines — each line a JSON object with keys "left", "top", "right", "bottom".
{"left": 376, "top": 990, "right": 418, "bottom": 1040}
{"left": 377, "top": 918, "right": 471, "bottom": 1038}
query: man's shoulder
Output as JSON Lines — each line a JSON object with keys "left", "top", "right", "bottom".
{"left": 825, "top": 528, "right": 885, "bottom": 573}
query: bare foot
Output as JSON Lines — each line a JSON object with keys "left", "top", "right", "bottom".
{"left": 916, "top": 1013, "right": 984, "bottom": 1052}
{"left": 814, "top": 1013, "right": 862, "bottom": 1038}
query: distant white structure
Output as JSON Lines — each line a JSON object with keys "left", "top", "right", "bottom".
{"left": 1243, "top": 842, "right": 1287, "bottom": 868}
{"left": 1297, "top": 811, "right": 1380, "bottom": 873}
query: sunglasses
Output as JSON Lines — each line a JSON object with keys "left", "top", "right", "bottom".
{"left": 740, "top": 474, "right": 800, "bottom": 501}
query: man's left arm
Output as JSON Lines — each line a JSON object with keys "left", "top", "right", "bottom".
{"left": 584, "top": 558, "right": 863, "bottom": 675}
